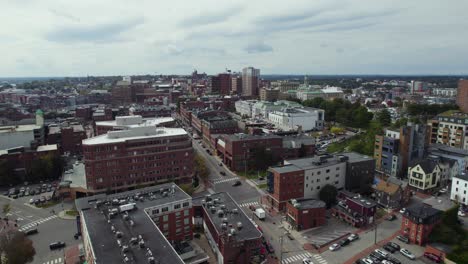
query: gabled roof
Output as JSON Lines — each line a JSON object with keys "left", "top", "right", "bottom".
{"left": 410, "top": 159, "right": 439, "bottom": 173}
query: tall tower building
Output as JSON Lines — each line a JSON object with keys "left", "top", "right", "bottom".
{"left": 457, "top": 80, "right": 468, "bottom": 113}
{"left": 242, "top": 67, "right": 260, "bottom": 96}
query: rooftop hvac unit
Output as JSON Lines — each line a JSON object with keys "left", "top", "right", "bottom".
{"left": 148, "top": 257, "right": 156, "bottom": 264}
{"left": 129, "top": 220, "right": 135, "bottom": 227}
{"left": 230, "top": 228, "right": 236, "bottom": 235}
{"left": 221, "top": 223, "right": 227, "bottom": 230}
{"left": 218, "top": 210, "right": 224, "bottom": 217}
{"left": 222, "top": 217, "right": 228, "bottom": 223}
{"left": 115, "top": 231, "right": 123, "bottom": 238}
{"left": 130, "top": 237, "right": 138, "bottom": 245}
{"left": 146, "top": 248, "right": 153, "bottom": 257}
{"left": 122, "top": 245, "right": 129, "bottom": 253}
{"left": 139, "top": 240, "right": 145, "bottom": 248}
{"left": 232, "top": 208, "right": 238, "bottom": 214}
{"left": 162, "top": 192, "right": 168, "bottom": 197}
{"left": 237, "top": 222, "right": 243, "bottom": 230}
{"left": 220, "top": 204, "right": 226, "bottom": 210}
{"left": 210, "top": 207, "right": 216, "bottom": 214}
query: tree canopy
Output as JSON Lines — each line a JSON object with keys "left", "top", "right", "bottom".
{"left": 376, "top": 109, "right": 392, "bottom": 127}
{"left": 0, "top": 230, "right": 36, "bottom": 264}
{"left": 319, "top": 184, "right": 338, "bottom": 208}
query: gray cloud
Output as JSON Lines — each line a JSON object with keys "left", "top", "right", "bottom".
{"left": 244, "top": 42, "right": 273, "bottom": 54}
{"left": 163, "top": 44, "right": 226, "bottom": 57}
{"left": 49, "top": 9, "right": 80, "bottom": 22}
{"left": 310, "top": 21, "right": 379, "bottom": 33}
{"left": 178, "top": 5, "right": 243, "bottom": 27}
{"left": 45, "top": 17, "right": 145, "bottom": 43}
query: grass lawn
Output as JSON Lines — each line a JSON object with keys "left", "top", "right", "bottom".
{"left": 36, "top": 200, "right": 60, "bottom": 208}
{"left": 257, "top": 183, "right": 268, "bottom": 189}
{"left": 375, "top": 208, "right": 387, "bottom": 219}
{"left": 65, "top": 210, "right": 79, "bottom": 217}
{"left": 237, "top": 170, "right": 267, "bottom": 180}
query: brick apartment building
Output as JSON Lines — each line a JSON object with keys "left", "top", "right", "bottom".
{"left": 286, "top": 199, "right": 326, "bottom": 231}
{"left": 216, "top": 134, "right": 283, "bottom": 172}
{"left": 47, "top": 123, "right": 87, "bottom": 155}
{"left": 331, "top": 191, "right": 377, "bottom": 227}
{"left": 193, "top": 192, "right": 264, "bottom": 264}
{"left": 82, "top": 126, "right": 193, "bottom": 193}
{"left": 266, "top": 153, "right": 374, "bottom": 211}
{"left": 0, "top": 145, "right": 58, "bottom": 178}
{"left": 400, "top": 203, "right": 442, "bottom": 245}
{"left": 76, "top": 183, "right": 193, "bottom": 264}
{"left": 427, "top": 111, "right": 468, "bottom": 150}
{"left": 210, "top": 73, "right": 232, "bottom": 95}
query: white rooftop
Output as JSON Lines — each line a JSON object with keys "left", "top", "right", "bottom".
{"left": 0, "top": 124, "right": 41, "bottom": 133}
{"left": 96, "top": 115, "right": 174, "bottom": 128}
{"left": 37, "top": 144, "right": 58, "bottom": 152}
{"left": 83, "top": 126, "right": 187, "bottom": 145}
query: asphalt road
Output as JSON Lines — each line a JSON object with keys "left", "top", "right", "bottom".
{"left": 0, "top": 195, "right": 78, "bottom": 264}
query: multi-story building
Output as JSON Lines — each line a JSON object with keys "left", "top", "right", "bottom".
{"left": 373, "top": 176, "right": 410, "bottom": 209}
{"left": 252, "top": 100, "right": 302, "bottom": 118}
{"left": 450, "top": 173, "right": 468, "bottom": 205}
{"left": 456, "top": 80, "right": 468, "bottom": 113}
{"left": 0, "top": 124, "right": 44, "bottom": 150}
{"left": 259, "top": 88, "right": 280, "bottom": 102}
{"left": 432, "top": 88, "right": 457, "bottom": 97}
{"left": 216, "top": 134, "right": 283, "bottom": 172}
{"left": 47, "top": 123, "right": 87, "bottom": 154}
{"left": 408, "top": 160, "right": 441, "bottom": 191}
{"left": 427, "top": 111, "right": 468, "bottom": 150}
{"left": 400, "top": 203, "right": 442, "bottom": 245}
{"left": 231, "top": 75, "right": 242, "bottom": 95}
{"left": 210, "top": 73, "right": 232, "bottom": 95}
{"left": 95, "top": 115, "right": 175, "bottom": 136}
{"left": 343, "top": 152, "right": 375, "bottom": 194}
{"left": 190, "top": 111, "right": 238, "bottom": 147}
{"left": 76, "top": 183, "right": 195, "bottom": 264}
{"left": 268, "top": 108, "right": 325, "bottom": 131}
{"left": 266, "top": 153, "right": 373, "bottom": 211}
{"left": 242, "top": 67, "right": 260, "bottom": 97}
{"left": 271, "top": 80, "right": 301, "bottom": 93}
{"left": 286, "top": 198, "right": 326, "bottom": 231}
{"left": 374, "top": 123, "right": 427, "bottom": 178}
{"left": 82, "top": 126, "right": 193, "bottom": 193}
{"left": 193, "top": 192, "right": 263, "bottom": 264}
{"left": 410, "top": 81, "right": 428, "bottom": 94}
{"left": 331, "top": 191, "right": 377, "bottom": 227}
{"left": 428, "top": 144, "right": 468, "bottom": 174}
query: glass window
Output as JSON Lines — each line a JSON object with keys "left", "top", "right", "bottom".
{"left": 184, "top": 218, "right": 189, "bottom": 225}
{"left": 163, "top": 215, "right": 168, "bottom": 222}
{"left": 184, "top": 209, "right": 190, "bottom": 216}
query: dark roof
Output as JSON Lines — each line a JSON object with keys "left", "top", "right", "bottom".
{"left": 76, "top": 183, "right": 189, "bottom": 264}
{"left": 193, "top": 192, "right": 262, "bottom": 241}
{"left": 454, "top": 173, "right": 468, "bottom": 181}
{"left": 223, "top": 133, "right": 281, "bottom": 142}
{"left": 410, "top": 159, "right": 438, "bottom": 173}
{"left": 404, "top": 203, "right": 442, "bottom": 223}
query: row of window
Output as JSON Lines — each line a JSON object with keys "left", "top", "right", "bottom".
{"left": 152, "top": 205, "right": 190, "bottom": 216}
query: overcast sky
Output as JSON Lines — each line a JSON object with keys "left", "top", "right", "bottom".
{"left": 1, "top": 0, "right": 468, "bottom": 77}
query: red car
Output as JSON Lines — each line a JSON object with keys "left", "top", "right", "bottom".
{"left": 424, "top": 252, "right": 442, "bottom": 263}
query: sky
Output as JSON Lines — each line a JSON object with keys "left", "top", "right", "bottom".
{"left": 1, "top": 0, "right": 468, "bottom": 77}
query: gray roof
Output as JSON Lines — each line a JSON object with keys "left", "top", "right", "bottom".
{"left": 410, "top": 159, "right": 439, "bottom": 173}
{"left": 285, "top": 154, "right": 348, "bottom": 170}
{"left": 454, "top": 173, "right": 468, "bottom": 181}
{"left": 270, "top": 164, "right": 302, "bottom": 174}
{"left": 224, "top": 133, "right": 281, "bottom": 142}
{"left": 404, "top": 203, "right": 441, "bottom": 222}
{"left": 76, "top": 183, "right": 190, "bottom": 264}
{"left": 290, "top": 199, "right": 325, "bottom": 209}
{"left": 193, "top": 192, "right": 262, "bottom": 241}
{"left": 341, "top": 152, "right": 374, "bottom": 163}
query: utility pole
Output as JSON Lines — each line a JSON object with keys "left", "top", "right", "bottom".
{"left": 279, "top": 235, "right": 284, "bottom": 263}
{"left": 374, "top": 220, "right": 378, "bottom": 245}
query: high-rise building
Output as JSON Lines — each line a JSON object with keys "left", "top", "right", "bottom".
{"left": 231, "top": 76, "right": 242, "bottom": 94}
{"left": 427, "top": 111, "right": 468, "bottom": 150}
{"left": 410, "top": 81, "right": 427, "bottom": 94}
{"left": 210, "top": 73, "right": 232, "bottom": 95}
{"left": 242, "top": 67, "right": 260, "bottom": 96}
{"left": 457, "top": 80, "right": 468, "bottom": 113}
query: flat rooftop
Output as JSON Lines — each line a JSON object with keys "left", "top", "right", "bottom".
{"left": 193, "top": 192, "right": 262, "bottom": 241}
{"left": 223, "top": 133, "right": 281, "bottom": 142}
{"left": 83, "top": 127, "right": 187, "bottom": 145}
{"left": 76, "top": 183, "right": 190, "bottom": 264}
{"left": 290, "top": 199, "right": 325, "bottom": 209}
{"left": 96, "top": 116, "right": 174, "bottom": 128}
{"left": 285, "top": 154, "right": 348, "bottom": 170}
{"left": 0, "top": 124, "right": 41, "bottom": 133}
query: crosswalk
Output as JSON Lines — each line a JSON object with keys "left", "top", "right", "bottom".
{"left": 239, "top": 201, "right": 259, "bottom": 208}
{"left": 212, "top": 177, "right": 239, "bottom": 185}
{"left": 42, "top": 258, "right": 63, "bottom": 264}
{"left": 282, "top": 253, "right": 328, "bottom": 264}
{"left": 19, "top": 215, "right": 58, "bottom": 232}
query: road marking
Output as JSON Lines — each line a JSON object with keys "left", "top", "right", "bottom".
{"left": 282, "top": 252, "right": 313, "bottom": 264}
{"left": 212, "top": 177, "right": 239, "bottom": 185}
{"left": 42, "top": 258, "right": 63, "bottom": 264}
{"left": 239, "top": 201, "right": 259, "bottom": 208}
{"left": 19, "top": 215, "right": 58, "bottom": 231}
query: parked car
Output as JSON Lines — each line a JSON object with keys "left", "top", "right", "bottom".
{"left": 383, "top": 244, "right": 397, "bottom": 253}
{"left": 265, "top": 242, "right": 274, "bottom": 254}
{"left": 339, "top": 239, "right": 350, "bottom": 247}
{"left": 302, "top": 257, "right": 313, "bottom": 264}
{"left": 386, "top": 214, "right": 397, "bottom": 221}
{"left": 374, "top": 249, "right": 388, "bottom": 259}
{"left": 40, "top": 196, "right": 46, "bottom": 203}
{"left": 347, "top": 233, "right": 359, "bottom": 242}
{"left": 458, "top": 210, "right": 466, "bottom": 217}
{"left": 218, "top": 163, "right": 223, "bottom": 166}
{"left": 369, "top": 252, "right": 384, "bottom": 262}
{"left": 423, "top": 252, "right": 442, "bottom": 263}
{"left": 329, "top": 243, "right": 340, "bottom": 251}
{"left": 232, "top": 181, "right": 242, "bottom": 187}
{"left": 29, "top": 198, "right": 34, "bottom": 204}
{"left": 387, "top": 241, "right": 400, "bottom": 251}
{"left": 386, "top": 256, "right": 401, "bottom": 264}
{"left": 49, "top": 241, "right": 66, "bottom": 250}
{"left": 361, "top": 258, "right": 374, "bottom": 264}
{"left": 400, "top": 248, "right": 415, "bottom": 260}
{"left": 399, "top": 208, "right": 406, "bottom": 214}
{"left": 396, "top": 235, "right": 409, "bottom": 243}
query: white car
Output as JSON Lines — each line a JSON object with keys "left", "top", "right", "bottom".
{"left": 399, "top": 208, "right": 406, "bottom": 214}
{"left": 347, "top": 233, "right": 359, "bottom": 241}
{"left": 29, "top": 198, "right": 34, "bottom": 204}
{"left": 302, "top": 257, "right": 313, "bottom": 264}
{"left": 458, "top": 210, "right": 466, "bottom": 217}
{"left": 329, "top": 243, "right": 340, "bottom": 251}
{"left": 361, "top": 258, "right": 374, "bottom": 264}
{"left": 400, "top": 248, "right": 415, "bottom": 260}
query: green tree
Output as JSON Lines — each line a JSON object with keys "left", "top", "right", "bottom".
{"left": 376, "top": 109, "right": 392, "bottom": 126}
{"left": 319, "top": 184, "right": 338, "bottom": 208}
{"left": 330, "top": 127, "right": 345, "bottom": 134}
{"left": 179, "top": 184, "right": 195, "bottom": 195}
{"left": 2, "top": 204, "right": 11, "bottom": 216}
{"left": 194, "top": 154, "right": 209, "bottom": 181}
{"left": 0, "top": 230, "right": 36, "bottom": 264}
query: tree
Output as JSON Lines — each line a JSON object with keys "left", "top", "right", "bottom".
{"left": 0, "top": 230, "right": 36, "bottom": 264}
{"left": 194, "top": 154, "right": 209, "bottom": 181}
{"left": 319, "top": 184, "right": 338, "bottom": 208}
{"left": 179, "top": 184, "right": 195, "bottom": 195}
{"left": 330, "top": 127, "right": 345, "bottom": 135}
{"left": 376, "top": 109, "right": 392, "bottom": 127}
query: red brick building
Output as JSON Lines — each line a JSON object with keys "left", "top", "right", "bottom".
{"left": 190, "top": 111, "right": 238, "bottom": 147}
{"left": 75, "top": 106, "right": 93, "bottom": 121}
{"left": 210, "top": 73, "right": 232, "bottom": 95}
{"left": 265, "top": 166, "right": 304, "bottom": 212}
{"left": 0, "top": 145, "right": 58, "bottom": 179}
{"left": 82, "top": 126, "right": 193, "bottom": 192}
{"left": 286, "top": 199, "right": 326, "bottom": 231}
{"left": 457, "top": 80, "right": 468, "bottom": 113}
{"left": 193, "top": 192, "right": 263, "bottom": 264}
{"left": 46, "top": 124, "right": 87, "bottom": 155}
{"left": 400, "top": 203, "right": 442, "bottom": 245}
{"left": 331, "top": 191, "right": 377, "bottom": 228}
{"left": 216, "top": 134, "right": 283, "bottom": 172}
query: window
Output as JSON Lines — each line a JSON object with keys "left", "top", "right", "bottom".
{"left": 317, "top": 186, "right": 320, "bottom": 190}
{"left": 326, "top": 177, "right": 330, "bottom": 180}
{"left": 162, "top": 207, "right": 168, "bottom": 212}
{"left": 175, "top": 211, "right": 181, "bottom": 216}
{"left": 184, "top": 209, "right": 190, "bottom": 216}
{"left": 326, "top": 169, "right": 330, "bottom": 173}
{"left": 183, "top": 202, "right": 190, "bottom": 207}
{"left": 163, "top": 224, "right": 168, "bottom": 230}
{"left": 336, "top": 167, "right": 340, "bottom": 171}
{"left": 163, "top": 215, "right": 168, "bottom": 222}
{"left": 405, "top": 219, "right": 408, "bottom": 225}
{"left": 184, "top": 218, "right": 189, "bottom": 225}
{"left": 317, "top": 171, "right": 321, "bottom": 175}
{"left": 317, "top": 179, "right": 320, "bottom": 182}
{"left": 152, "top": 209, "right": 160, "bottom": 215}
{"left": 174, "top": 204, "right": 181, "bottom": 209}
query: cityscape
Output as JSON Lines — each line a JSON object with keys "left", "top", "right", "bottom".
{"left": 1, "top": 1, "right": 468, "bottom": 264}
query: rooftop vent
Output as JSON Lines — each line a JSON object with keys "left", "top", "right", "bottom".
{"left": 221, "top": 223, "right": 227, "bottom": 230}
{"left": 148, "top": 257, "right": 156, "bottom": 264}
{"left": 222, "top": 217, "right": 229, "bottom": 223}
{"left": 130, "top": 237, "right": 138, "bottom": 245}
{"left": 218, "top": 210, "right": 224, "bottom": 217}
{"left": 232, "top": 208, "right": 238, "bottom": 214}
{"left": 237, "top": 222, "right": 243, "bottom": 230}
{"left": 122, "top": 245, "right": 129, "bottom": 253}
{"left": 210, "top": 206, "right": 216, "bottom": 214}
{"left": 230, "top": 228, "right": 236, "bottom": 235}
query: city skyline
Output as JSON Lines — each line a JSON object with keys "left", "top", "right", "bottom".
{"left": 1, "top": 0, "right": 468, "bottom": 77}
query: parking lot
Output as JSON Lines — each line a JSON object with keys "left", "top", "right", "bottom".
{"left": 301, "top": 217, "right": 356, "bottom": 247}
